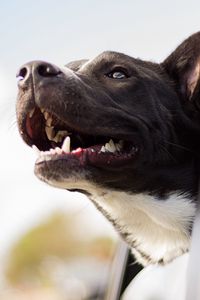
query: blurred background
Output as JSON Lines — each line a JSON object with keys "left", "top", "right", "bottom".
{"left": 1, "top": 1, "right": 200, "bottom": 299}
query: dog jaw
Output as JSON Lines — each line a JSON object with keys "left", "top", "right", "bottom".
{"left": 36, "top": 165, "right": 196, "bottom": 266}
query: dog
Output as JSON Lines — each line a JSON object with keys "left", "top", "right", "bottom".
{"left": 16, "top": 32, "right": 200, "bottom": 266}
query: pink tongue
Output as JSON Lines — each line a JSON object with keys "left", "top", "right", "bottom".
{"left": 49, "top": 141, "right": 135, "bottom": 168}
{"left": 68, "top": 145, "right": 133, "bottom": 167}
{"left": 71, "top": 144, "right": 102, "bottom": 154}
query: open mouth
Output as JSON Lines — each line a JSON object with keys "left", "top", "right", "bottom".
{"left": 23, "top": 106, "right": 138, "bottom": 167}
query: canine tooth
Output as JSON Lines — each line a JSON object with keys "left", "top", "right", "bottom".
{"left": 62, "top": 136, "right": 71, "bottom": 153}
{"left": 32, "top": 145, "right": 40, "bottom": 155}
{"left": 29, "top": 108, "right": 35, "bottom": 118}
{"left": 45, "top": 126, "right": 55, "bottom": 140}
{"left": 41, "top": 108, "right": 45, "bottom": 113}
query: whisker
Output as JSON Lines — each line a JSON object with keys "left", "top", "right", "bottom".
{"left": 9, "top": 118, "right": 17, "bottom": 131}
{"left": 164, "top": 140, "right": 194, "bottom": 154}
{"left": 159, "top": 144, "right": 178, "bottom": 163}
{"left": 0, "top": 98, "right": 16, "bottom": 129}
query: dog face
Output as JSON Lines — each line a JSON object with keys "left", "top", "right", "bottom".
{"left": 16, "top": 32, "right": 200, "bottom": 265}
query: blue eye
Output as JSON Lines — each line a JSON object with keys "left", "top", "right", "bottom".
{"left": 107, "top": 70, "right": 128, "bottom": 79}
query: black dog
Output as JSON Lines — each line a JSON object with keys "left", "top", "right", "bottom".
{"left": 16, "top": 32, "right": 200, "bottom": 266}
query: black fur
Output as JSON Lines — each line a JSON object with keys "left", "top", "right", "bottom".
{"left": 16, "top": 32, "right": 200, "bottom": 265}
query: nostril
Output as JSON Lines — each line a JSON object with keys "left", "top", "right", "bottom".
{"left": 16, "top": 67, "right": 28, "bottom": 81}
{"left": 37, "top": 64, "right": 61, "bottom": 77}
{"left": 16, "top": 61, "right": 61, "bottom": 88}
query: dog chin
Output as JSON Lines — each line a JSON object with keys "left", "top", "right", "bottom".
{"left": 34, "top": 157, "right": 94, "bottom": 194}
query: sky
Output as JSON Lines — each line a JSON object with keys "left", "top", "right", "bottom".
{"left": 1, "top": 0, "right": 200, "bottom": 267}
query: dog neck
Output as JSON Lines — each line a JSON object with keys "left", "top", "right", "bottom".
{"left": 50, "top": 175, "right": 196, "bottom": 266}
{"left": 89, "top": 189, "right": 196, "bottom": 266}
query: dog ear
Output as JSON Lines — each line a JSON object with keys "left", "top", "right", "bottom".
{"left": 65, "top": 59, "right": 88, "bottom": 71}
{"left": 162, "top": 32, "right": 200, "bottom": 103}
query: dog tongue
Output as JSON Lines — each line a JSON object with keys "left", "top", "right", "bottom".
{"left": 61, "top": 142, "right": 135, "bottom": 167}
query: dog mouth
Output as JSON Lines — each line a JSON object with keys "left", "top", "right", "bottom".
{"left": 23, "top": 106, "right": 138, "bottom": 167}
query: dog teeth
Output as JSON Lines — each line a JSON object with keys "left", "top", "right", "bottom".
{"left": 61, "top": 136, "right": 71, "bottom": 153}
{"left": 32, "top": 145, "right": 64, "bottom": 161}
{"left": 46, "top": 116, "right": 53, "bottom": 127}
{"left": 42, "top": 110, "right": 53, "bottom": 127}
{"left": 53, "top": 130, "right": 69, "bottom": 143}
{"left": 100, "top": 146, "right": 106, "bottom": 152}
{"left": 29, "top": 108, "right": 35, "bottom": 118}
{"left": 32, "top": 145, "right": 40, "bottom": 155}
{"left": 32, "top": 139, "right": 70, "bottom": 161}
{"left": 116, "top": 140, "right": 124, "bottom": 151}
{"left": 44, "top": 111, "right": 49, "bottom": 120}
{"left": 55, "top": 147, "right": 63, "bottom": 155}
{"left": 45, "top": 124, "right": 70, "bottom": 143}
{"left": 45, "top": 126, "right": 55, "bottom": 140}
{"left": 42, "top": 111, "right": 53, "bottom": 127}
{"left": 104, "top": 139, "right": 116, "bottom": 153}
{"left": 100, "top": 139, "right": 124, "bottom": 153}
{"left": 41, "top": 109, "right": 71, "bottom": 144}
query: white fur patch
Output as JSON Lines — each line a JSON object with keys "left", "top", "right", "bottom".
{"left": 93, "top": 191, "right": 196, "bottom": 264}
{"left": 46, "top": 175, "right": 196, "bottom": 265}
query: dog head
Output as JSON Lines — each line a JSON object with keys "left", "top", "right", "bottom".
{"left": 16, "top": 32, "right": 200, "bottom": 197}
{"left": 16, "top": 32, "right": 200, "bottom": 265}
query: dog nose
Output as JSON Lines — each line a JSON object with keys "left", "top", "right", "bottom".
{"left": 17, "top": 61, "right": 61, "bottom": 87}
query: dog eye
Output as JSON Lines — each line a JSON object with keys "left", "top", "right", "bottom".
{"left": 107, "top": 70, "right": 128, "bottom": 79}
